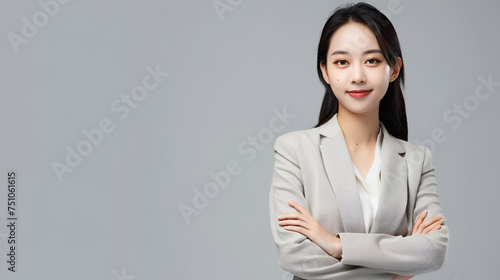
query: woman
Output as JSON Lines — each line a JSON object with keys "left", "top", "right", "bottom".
{"left": 269, "top": 2, "right": 449, "bottom": 279}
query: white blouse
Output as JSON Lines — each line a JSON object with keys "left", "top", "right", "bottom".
{"left": 352, "top": 128, "right": 382, "bottom": 233}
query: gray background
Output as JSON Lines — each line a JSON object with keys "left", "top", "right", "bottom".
{"left": 0, "top": 0, "right": 498, "bottom": 279}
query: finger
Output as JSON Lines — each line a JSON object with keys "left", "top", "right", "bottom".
{"left": 279, "top": 219, "right": 310, "bottom": 230}
{"left": 422, "top": 223, "right": 441, "bottom": 235}
{"left": 283, "top": 225, "right": 308, "bottom": 236}
{"left": 422, "top": 219, "right": 443, "bottom": 235}
{"left": 431, "top": 221, "right": 443, "bottom": 231}
{"left": 418, "top": 216, "right": 443, "bottom": 230}
{"left": 278, "top": 213, "right": 314, "bottom": 228}
{"left": 416, "top": 216, "right": 443, "bottom": 234}
{"left": 278, "top": 213, "right": 304, "bottom": 221}
{"left": 278, "top": 211, "right": 313, "bottom": 221}
{"left": 287, "top": 200, "right": 313, "bottom": 219}
{"left": 412, "top": 211, "right": 427, "bottom": 235}
{"left": 393, "top": 275, "right": 415, "bottom": 280}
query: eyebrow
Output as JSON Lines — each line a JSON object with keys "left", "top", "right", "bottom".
{"left": 331, "top": 49, "right": 383, "bottom": 56}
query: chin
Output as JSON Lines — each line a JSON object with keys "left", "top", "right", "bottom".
{"left": 340, "top": 103, "right": 379, "bottom": 115}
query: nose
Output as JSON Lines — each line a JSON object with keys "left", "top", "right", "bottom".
{"left": 350, "top": 63, "right": 366, "bottom": 84}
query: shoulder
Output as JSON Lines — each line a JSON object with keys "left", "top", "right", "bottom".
{"left": 274, "top": 126, "right": 320, "bottom": 151}
{"left": 390, "top": 136, "right": 434, "bottom": 169}
{"left": 272, "top": 127, "right": 322, "bottom": 168}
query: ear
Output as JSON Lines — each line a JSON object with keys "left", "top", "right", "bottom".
{"left": 319, "top": 61, "right": 330, "bottom": 85}
{"left": 389, "top": 57, "right": 403, "bottom": 82}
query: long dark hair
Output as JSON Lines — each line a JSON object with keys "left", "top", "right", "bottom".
{"left": 314, "top": 2, "right": 408, "bottom": 141}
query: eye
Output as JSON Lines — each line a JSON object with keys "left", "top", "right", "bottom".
{"left": 366, "top": 58, "right": 380, "bottom": 64}
{"left": 334, "top": 60, "right": 348, "bottom": 66}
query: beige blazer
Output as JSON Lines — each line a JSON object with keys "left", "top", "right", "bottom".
{"left": 269, "top": 114, "right": 449, "bottom": 280}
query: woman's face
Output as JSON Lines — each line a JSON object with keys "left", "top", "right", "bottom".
{"left": 320, "top": 22, "right": 401, "bottom": 116}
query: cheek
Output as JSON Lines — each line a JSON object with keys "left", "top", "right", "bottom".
{"left": 328, "top": 71, "right": 348, "bottom": 94}
{"left": 379, "top": 66, "right": 392, "bottom": 83}
{"left": 371, "top": 68, "right": 391, "bottom": 87}
{"left": 330, "top": 69, "right": 346, "bottom": 84}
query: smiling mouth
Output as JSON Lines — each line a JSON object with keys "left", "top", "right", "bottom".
{"left": 347, "top": 89, "right": 372, "bottom": 98}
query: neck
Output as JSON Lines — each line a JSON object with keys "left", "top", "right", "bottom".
{"left": 337, "top": 104, "right": 380, "bottom": 148}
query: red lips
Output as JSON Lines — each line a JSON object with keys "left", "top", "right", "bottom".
{"left": 347, "top": 89, "right": 372, "bottom": 98}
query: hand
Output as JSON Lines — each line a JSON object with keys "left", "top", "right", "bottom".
{"left": 411, "top": 210, "right": 444, "bottom": 235}
{"left": 392, "top": 211, "right": 445, "bottom": 280}
{"left": 278, "top": 200, "right": 342, "bottom": 259}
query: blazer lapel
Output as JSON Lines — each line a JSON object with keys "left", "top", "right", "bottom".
{"left": 370, "top": 124, "right": 408, "bottom": 234}
{"left": 319, "top": 115, "right": 366, "bottom": 233}
{"left": 318, "top": 114, "right": 409, "bottom": 234}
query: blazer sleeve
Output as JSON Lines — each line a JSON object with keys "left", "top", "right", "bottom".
{"left": 269, "top": 135, "right": 395, "bottom": 279}
{"left": 337, "top": 146, "right": 450, "bottom": 275}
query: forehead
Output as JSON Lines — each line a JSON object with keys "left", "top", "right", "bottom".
{"left": 329, "top": 22, "right": 380, "bottom": 53}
